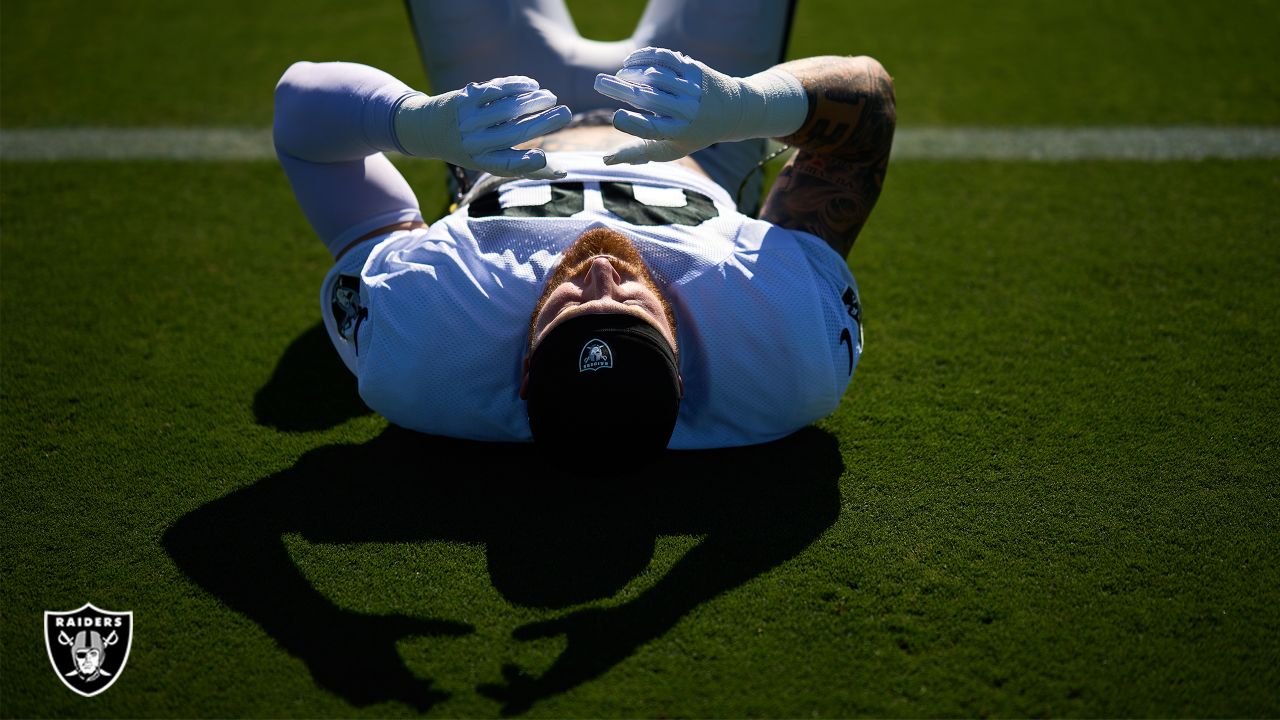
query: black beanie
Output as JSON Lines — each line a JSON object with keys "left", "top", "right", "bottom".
{"left": 526, "top": 313, "right": 681, "bottom": 455}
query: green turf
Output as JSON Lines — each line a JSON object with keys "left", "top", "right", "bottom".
{"left": 3, "top": 0, "right": 1280, "bottom": 717}
{"left": 3, "top": 159, "right": 1277, "bottom": 716}
{"left": 2, "top": 0, "right": 1279, "bottom": 127}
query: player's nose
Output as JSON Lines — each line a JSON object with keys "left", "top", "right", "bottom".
{"left": 580, "top": 256, "right": 623, "bottom": 299}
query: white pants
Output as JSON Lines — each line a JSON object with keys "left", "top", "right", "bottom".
{"left": 405, "top": 0, "right": 797, "bottom": 212}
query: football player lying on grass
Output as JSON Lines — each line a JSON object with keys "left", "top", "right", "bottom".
{"left": 274, "top": 4, "right": 894, "bottom": 457}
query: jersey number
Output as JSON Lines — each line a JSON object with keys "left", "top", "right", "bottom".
{"left": 469, "top": 181, "right": 719, "bottom": 226}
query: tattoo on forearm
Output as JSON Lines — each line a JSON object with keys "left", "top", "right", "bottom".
{"left": 761, "top": 56, "right": 896, "bottom": 257}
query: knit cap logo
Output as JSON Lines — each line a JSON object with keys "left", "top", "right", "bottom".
{"left": 579, "top": 339, "right": 613, "bottom": 372}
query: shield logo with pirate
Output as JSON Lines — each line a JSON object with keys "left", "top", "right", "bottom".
{"left": 44, "top": 603, "right": 133, "bottom": 697}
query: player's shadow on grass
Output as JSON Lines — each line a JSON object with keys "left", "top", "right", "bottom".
{"left": 169, "top": 324, "right": 842, "bottom": 715}
{"left": 252, "top": 322, "right": 373, "bottom": 431}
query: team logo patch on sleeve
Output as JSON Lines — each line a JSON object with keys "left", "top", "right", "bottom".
{"left": 44, "top": 603, "right": 134, "bottom": 697}
{"left": 838, "top": 286, "right": 863, "bottom": 376}
{"left": 580, "top": 339, "right": 614, "bottom": 372}
{"left": 331, "top": 274, "right": 368, "bottom": 352}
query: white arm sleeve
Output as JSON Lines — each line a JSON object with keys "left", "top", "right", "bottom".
{"left": 273, "top": 61, "right": 424, "bottom": 256}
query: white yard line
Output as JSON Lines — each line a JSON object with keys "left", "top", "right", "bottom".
{"left": 1, "top": 128, "right": 276, "bottom": 161}
{"left": 2, "top": 127, "right": 1279, "bottom": 161}
{"left": 891, "top": 127, "right": 1280, "bottom": 160}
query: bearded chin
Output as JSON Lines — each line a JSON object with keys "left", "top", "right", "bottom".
{"left": 527, "top": 226, "right": 663, "bottom": 346}
{"left": 556, "top": 226, "right": 648, "bottom": 272}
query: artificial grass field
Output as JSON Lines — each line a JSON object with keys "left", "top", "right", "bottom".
{"left": 2, "top": 1, "right": 1279, "bottom": 717}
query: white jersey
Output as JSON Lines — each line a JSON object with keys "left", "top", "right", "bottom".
{"left": 321, "top": 152, "right": 863, "bottom": 449}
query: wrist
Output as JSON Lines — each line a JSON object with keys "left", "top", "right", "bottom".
{"left": 392, "top": 91, "right": 461, "bottom": 161}
{"left": 737, "top": 68, "right": 808, "bottom": 140}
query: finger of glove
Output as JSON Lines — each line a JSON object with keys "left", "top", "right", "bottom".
{"left": 613, "top": 109, "right": 686, "bottom": 140}
{"left": 620, "top": 46, "right": 695, "bottom": 77}
{"left": 463, "top": 105, "right": 571, "bottom": 155}
{"left": 524, "top": 156, "right": 568, "bottom": 180}
{"left": 603, "top": 139, "right": 685, "bottom": 165}
{"left": 594, "top": 74, "right": 698, "bottom": 121}
{"left": 476, "top": 148, "right": 565, "bottom": 179}
{"left": 616, "top": 65, "right": 696, "bottom": 97}
{"left": 463, "top": 76, "right": 541, "bottom": 105}
{"left": 460, "top": 89, "right": 558, "bottom": 133}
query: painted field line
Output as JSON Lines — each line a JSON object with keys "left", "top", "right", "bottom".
{"left": 1, "top": 128, "right": 276, "bottom": 161}
{"left": 892, "top": 127, "right": 1280, "bottom": 160}
{"left": 2, "top": 127, "right": 1280, "bottom": 161}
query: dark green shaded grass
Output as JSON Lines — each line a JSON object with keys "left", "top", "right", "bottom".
{"left": 791, "top": 0, "right": 1280, "bottom": 126}
{"left": 3, "top": 159, "right": 1277, "bottom": 716}
{"left": 3, "top": 0, "right": 1279, "bottom": 127}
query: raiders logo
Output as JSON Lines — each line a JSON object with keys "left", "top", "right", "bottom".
{"left": 579, "top": 338, "right": 613, "bottom": 372}
{"left": 44, "top": 603, "right": 133, "bottom": 697}
{"left": 331, "top": 274, "right": 367, "bottom": 352}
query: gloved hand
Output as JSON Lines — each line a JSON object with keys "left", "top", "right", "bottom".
{"left": 394, "top": 76, "right": 572, "bottom": 179}
{"left": 593, "top": 47, "right": 808, "bottom": 165}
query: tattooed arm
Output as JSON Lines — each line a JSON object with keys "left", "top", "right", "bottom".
{"left": 760, "top": 56, "right": 896, "bottom": 258}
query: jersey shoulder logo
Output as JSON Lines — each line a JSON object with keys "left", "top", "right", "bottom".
{"left": 842, "top": 285, "right": 861, "bottom": 325}
{"left": 839, "top": 328, "right": 853, "bottom": 375}
{"left": 838, "top": 285, "right": 862, "bottom": 377}
{"left": 580, "top": 339, "right": 614, "bottom": 372}
{"left": 331, "top": 274, "right": 368, "bottom": 353}
{"left": 44, "top": 603, "right": 133, "bottom": 697}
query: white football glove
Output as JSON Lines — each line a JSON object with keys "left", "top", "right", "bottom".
{"left": 593, "top": 47, "right": 808, "bottom": 165}
{"left": 394, "top": 76, "right": 572, "bottom": 179}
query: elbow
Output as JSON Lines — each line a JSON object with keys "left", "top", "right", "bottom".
{"left": 273, "top": 61, "right": 317, "bottom": 153}
{"left": 843, "top": 55, "right": 896, "bottom": 154}
{"left": 274, "top": 61, "right": 317, "bottom": 104}
{"left": 779, "top": 54, "right": 897, "bottom": 154}
{"left": 850, "top": 55, "right": 896, "bottom": 123}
